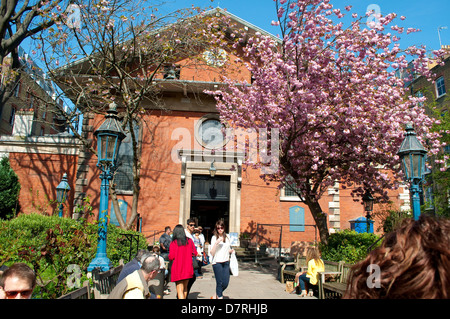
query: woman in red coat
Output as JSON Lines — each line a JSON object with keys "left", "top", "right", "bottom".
{"left": 169, "top": 224, "right": 197, "bottom": 299}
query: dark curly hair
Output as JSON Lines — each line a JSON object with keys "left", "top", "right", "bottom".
{"left": 344, "top": 215, "right": 450, "bottom": 299}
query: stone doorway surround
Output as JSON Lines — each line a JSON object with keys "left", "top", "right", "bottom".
{"left": 178, "top": 150, "right": 243, "bottom": 234}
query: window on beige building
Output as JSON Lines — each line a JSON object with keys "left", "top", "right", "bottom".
{"left": 436, "top": 76, "right": 446, "bottom": 98}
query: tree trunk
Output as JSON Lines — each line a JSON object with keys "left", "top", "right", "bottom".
{"left": 0, "top": 48, "right": 21, "bottom": 117}
{"left": 126, "top": 179, "right": 139, "bottom": 230}
{"left": 304, "top": 196, "right": 330, "bottom": 245}
{"left": 109, "top": 183, "right": 126, "bottom": 229}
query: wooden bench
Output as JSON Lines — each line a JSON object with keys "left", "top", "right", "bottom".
{"left": 280, "top": 255, "right": 307, "bottom": 284}
{"left": 57, "top": 280, "right": 91, "bottom": 299}
{"left": 318, "top": 261, "right": 353, "bottom": 299}
{"left": 91, "top": 260, "right": 124, "bottom": 299}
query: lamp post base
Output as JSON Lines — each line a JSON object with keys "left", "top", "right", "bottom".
{"left": 87, "top": 254, "right": 112, "bottom": 272}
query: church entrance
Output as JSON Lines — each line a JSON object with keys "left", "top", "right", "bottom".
{"left": 190, "top": 174, "right": 230, "bottom": 243}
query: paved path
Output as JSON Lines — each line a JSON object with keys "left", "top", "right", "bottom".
{"left": 162, "top": 259, "right": 316, "bottom": 299}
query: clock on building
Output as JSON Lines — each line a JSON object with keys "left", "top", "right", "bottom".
{"left": 202, "top": 48, "right": 228, "bottom": 67}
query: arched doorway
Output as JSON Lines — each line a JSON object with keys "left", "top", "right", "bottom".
{"left": 190, "top": 174, "right": 230, "bottom": 243}
{"left": 178, "top": 150, "right": 243, "bottom": 237}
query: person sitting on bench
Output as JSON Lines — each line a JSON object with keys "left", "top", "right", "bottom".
{"left": 294, "top": 247, "right": 324, "bottom": 297}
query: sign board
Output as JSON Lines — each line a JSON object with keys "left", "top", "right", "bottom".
{"left": 289, "top": 206, "right": 305, "bottom": 232}
{"left": 229, "top": 232, "right": 239, "bottom": 246}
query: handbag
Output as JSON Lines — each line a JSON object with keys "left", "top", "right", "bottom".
{"left": 188, "top": 237, "right": 199, "bottom": 270}
{"left": 201, "top": 251, "right": 210, "bottom": 266}
{"left": 229, "top": 251, "right": 239, "bottom": 276}
{"left": 285, "top": 281, "right": 295, "bottom": 293}
{"left": 192, "top": 256, "right": 199, "bottom": 270}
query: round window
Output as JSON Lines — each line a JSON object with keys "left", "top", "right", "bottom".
{"left": 196, "top": 117, "right": 226, "bottom": 149}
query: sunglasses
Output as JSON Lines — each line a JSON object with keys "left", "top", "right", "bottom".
{"left": 216, "top": 226, "right": 224, "bottom": 230}
{"left": 4, "top": 289, "right": 33, "bottom": 298}
{"left": 188, "top": 224, "right": 196, "bottom": 227}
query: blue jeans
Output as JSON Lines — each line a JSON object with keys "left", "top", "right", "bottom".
{"left": 194, "top": 263, "right": 203, "bottom": 277}
{"left": 298, "top": 273, "right": 310, "bottom": 291}
{"left": 212, "top": 261, "right": 230, "bottom": 298}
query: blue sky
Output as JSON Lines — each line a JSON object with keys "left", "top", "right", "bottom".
{"left": 166, "top": 0, "right": 450, "bottom": 54}
{"left": 21, "top": 0, "right": 448, "bottom": 130}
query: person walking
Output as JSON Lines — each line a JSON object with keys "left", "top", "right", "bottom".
{"left": 184, "top": 219, "right": 198, "bottom": 296}
{"left": 197, "top": 226, "right": 206, "bottom": 276}
{"left": 209, "top": 220, "right": 234, "bottom": 299}
{"left": 193, "top": 228, "right": 204, "bottom": 278}
{"left": 197, "top": 226, "right": 205, "bottom": 247}
{"left": 169, "top": 224, "right": 197, "bottom": 299}
{"left": 159, "top": 226, "right": 172, "bottom": 261}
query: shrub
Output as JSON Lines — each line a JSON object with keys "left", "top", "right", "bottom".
{"left": 381, "top": 210, "right": 412, "bottom": 233}
{"left": 372, "top": 202, "right": 412, "bottom": 233}
{"left": 319, "top": 230, "right": 380, "bottom": 264}
{"left": 0, "top": 213, "right": 147, "bottom": 298}
{"left": 0, "top": 157, "right": 21, "bottom": 219}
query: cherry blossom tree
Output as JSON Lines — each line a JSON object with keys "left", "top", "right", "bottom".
{"left": 208, "top": 0, "right": 445, "bottom": 243}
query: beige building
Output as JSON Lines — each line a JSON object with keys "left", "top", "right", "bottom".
{"left": 404, "top": 46, "right": 450, "bottom": 213}
{"left": 0, "top": 47, "right": 67, "bottom": 137}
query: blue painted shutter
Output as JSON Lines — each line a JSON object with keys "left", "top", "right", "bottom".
{"left": 289, "top": 206, "right": 305, "bottom": 232}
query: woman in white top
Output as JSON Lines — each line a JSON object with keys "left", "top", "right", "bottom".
{"left": 209, "top": 219, "right": 234, "bottom": 299}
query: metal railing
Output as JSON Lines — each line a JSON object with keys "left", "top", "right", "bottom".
{"left": 254, "top": 223, "right": 318, "bottom": 263}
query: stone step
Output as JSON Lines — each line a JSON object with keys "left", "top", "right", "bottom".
{"left": 236, "top": 251, "right": 267, "bottom": 258}
{"left": 237, "top": 256, "right": 275, "bottom": 262}
{"left": 235, "top": 249, "right": 272, "bottom": 262}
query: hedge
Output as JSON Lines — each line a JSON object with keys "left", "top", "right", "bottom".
{"left": 0, "top": 213, "right": 147, "bottom": 298}
{"left": 319, "top": 229, "right": 380, "bottom": 264}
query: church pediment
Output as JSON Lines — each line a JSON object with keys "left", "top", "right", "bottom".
{"left": 53, "top": 7, "right": 279, "bottom": 105}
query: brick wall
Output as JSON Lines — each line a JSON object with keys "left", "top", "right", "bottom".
{"left": 9, "top": 152, "right": 78, "bottom": 217}
{"left": 80, "top": 109, "right": 408, "bottom": 248}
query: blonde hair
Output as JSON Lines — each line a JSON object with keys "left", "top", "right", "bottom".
{"left": 306, "top": 246, "right": 323, "bottom": 266}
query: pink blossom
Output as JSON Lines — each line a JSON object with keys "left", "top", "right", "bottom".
{"left": 207, "top": 0, "right": 444, "bottom": 236}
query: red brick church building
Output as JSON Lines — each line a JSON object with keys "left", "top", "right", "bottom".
{"left": 0, "top": 8, "right": 409, "bottom": 250}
